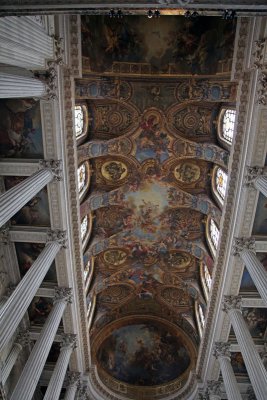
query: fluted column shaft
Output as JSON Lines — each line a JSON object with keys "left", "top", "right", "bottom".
{"left": 0, "top": 168, "right": 53, "bottom": 227}
{"left": 1, "top": 343, "right": 22, "bottom": 385}
{"left": 218, "top": 356, "right": 242, "bottom": 400}
{"left": 239, "top": 248, "right": 267, "bottom": 305}
{"left": 228, "top": 308, "right": 267, "bottom": 400}
{"left": 0, "top": 16, "right": 54, "bottom": 69}
{"left": 0, "top": 71, "right": 47, "bottom": 98}
{"left": 0, "top": 240, "right": 61, "bottom": 353}
{"left": 10, "top": 290, "right": 71, "bottom": 400}
{"left": 64, "top": 385, "right": 77, "bottom": 400}
{"left": 254, "top": 175, "right": 267, "bottom": 197}
{"left": 44, "top": 335, "right": 77, "bottom": 400}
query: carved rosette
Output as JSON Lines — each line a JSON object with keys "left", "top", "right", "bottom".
{"left": 60, "top": 333, "right": 77, "bottom": 351}
{"left": 39, "top": 159, "right": 62, "bottom": 181}
{"left": 0, "top": 228, "right": 10, "bottom": 244}
{"left": 54, "top": 287, "right": 73, "bottom": 304}
{"left": 46, "top": 229, "right": 67, "bottom": 248}
{"left": 232, "top": 237, "right": 255, "bottom": 256}
{"left": 213, "top": 342, "right": 231, "bottom": 359}
{"left": 222, "top": 295, "right": 242, "bottom": 313}
{"left": 244, "top": 165, "right": 267, "bottom": 187}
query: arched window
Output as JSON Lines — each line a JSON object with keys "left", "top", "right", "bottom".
{"left": 218, "top": 108, "right": 236, "bottom": 146}
{"left": 210, "top": 218, "right": 220, "bottom": 251}
{"left": 216, "top": 167, "right": 228, "bottom": 201}
{"left": 198, "top": 304, "right": 206, "bottom": 330}
{"left": 212, "top": 166, "right": 228, "bottom": 207}
{"left": 74, "top": 104, "right": 89, "bottom": 141}
{"left": 80, "top": 213, "right": 93, "bottom": 249}
{"left": 204, "top": 264, "right": 212, "bottom": 292}
{"left": 83, "top": 254, "right": 94, "bottom": 292}
{"left": 77, "top": 161, "right": 90, "bottom": 200}
{"left": 75, "top": 106, "right": 84, "bottom": 138}
{"left": 81, "top": 215, "right": 88, "bottom": 242}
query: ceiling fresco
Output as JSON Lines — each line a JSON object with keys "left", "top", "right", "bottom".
{"left": 78, "top": 15, "right": 237, "bottom": 398}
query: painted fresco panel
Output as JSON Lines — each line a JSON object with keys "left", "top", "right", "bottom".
{"left": 231, "top": 352, "right": 247, "bottom": 375}
{"left": 97, "top": 322, "right": 190, "bottom": 386}
{"left": 82, "top": 16, "right": 235, "bottom": 75}
{"left": 15, "top": 243, "right": 57, "bottom": 282}
{"left": 242, "top": 307, "right": 267, "bottom": 339}
{"left": 252, "top": 193, "right": 267, "bottom": 236}
{"left": 29, "top": 297, "right": 53, "bottom": 325}
{"left": 0, "top": 99, "right": 43, "bottom": 158}
{"left": 4, "top": 176, "right": 50, "bottom": 226}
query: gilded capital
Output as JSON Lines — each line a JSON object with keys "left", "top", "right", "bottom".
{"left": 223, "top": 295, "right": 242, "bottom": 313}
{"left": 213, "top": 342, "right": 231, "bottom": 359}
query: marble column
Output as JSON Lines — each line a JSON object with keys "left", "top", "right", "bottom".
{"left": 223, "top": 296, "right": 267, "bottom": 400}
{"left": 0, "top": 230, "right": 66, "bottom": 353}
{"left": 213, "top": 342, "right": 242, "bottom": 400}
{"left": 0, "top": 69, "right": 47, "bottom": 98}
{"left": 245, "top": 166, "right": 267, "bottom": 198}
{"left": 1, "top": 331, "right": 31, "bottom": 385}
{"left": 44, "top": 334, "right": 77, "bottom": 400}
{"left": 0, "top": 16, "right": 54, "bottom": 69}
{"left": 64, "top": 372, "right": 81, "bottom": 400}
{"left": 233, "top": 238, "right": 267, "bottom": 305}
{"left": 206, "top": 381, "right": 221, "bottom": 399}
{"left": 0, "top": 160, "right": 61, "bottom": 227}
{"left": 10, "top": 287, "right": 72, "bottom": 400}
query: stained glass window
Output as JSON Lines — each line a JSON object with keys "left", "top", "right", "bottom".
{"left": 78, "top": 163, "right": 86, "bottom": 194}
{"left": 216, "top": 167, "right": 228, "bottom": 201}
{"left": 75, "top": 106, "right": 84, "bottom": 138}
{"left": 210, "top": 218, "right": 219, "bottom": 250}
{"left": 81, "top": 215, "right": 88, "bottom": 242}
{"left": 198, "top": 304, "right": 205, "bottom": 329}
{"left": 222, "top": 109, "right": 236, "bottom": 144}
{"left": 204, "top": 264, "right": 212, "bottom": 292}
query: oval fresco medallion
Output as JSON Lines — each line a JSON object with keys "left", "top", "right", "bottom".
{"left": 174, "top": 161, "right": 201, "bottom": 184}
{"left": 101, "top": 160, "right": 128, "bottom": 182}
{"left": 97, "top": 321, "right": 191, "bottom": 386}
{"left": 166, "top": 251, "right": 192, "bottom": 269}
{"left": 103, "top": 248, "right": 128, "bottom": 267}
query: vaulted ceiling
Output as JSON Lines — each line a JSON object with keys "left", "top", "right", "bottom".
{"left": 76, "top": 15, "right": 236, "bottom": 398}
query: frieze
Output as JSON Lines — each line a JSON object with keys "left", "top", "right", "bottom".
{"left": 233, "top": 18, "right": 250, "bottom": 80}
{"left": 257, "top": 71, "right": 267, "bottom": 105}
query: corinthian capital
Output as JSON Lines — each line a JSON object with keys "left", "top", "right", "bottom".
{"left": 0, "top": 228, "right": 10, "bottom": 244}
{"left": 54, "top": 287, "right": 72, "bottom": 304}
{"left": 244, "top": 166, "right": 267, "bottom": 186}
{"left": 60, "top": 333, "right": 77, "bottom": 351}
{"left": 46, "top": 229, "right": 67, "bottom": 248}
{"left": 223, "top": 295, "right": 242, "bottom": 313}
{"left": 39, "top": 159, "right": 62, "bottom": 181}
{"left": 206, "top": 380, "right": 221, "bottom": 396}
{"left": 232, "top": 237, "right": 255, "bottom": 256}
{"left": 213, "top": 342, "right": 231, "bottom": 359}
{"left": 66, "top": 371, "right": 81, "bottom": 387}
{"left": 15, "top": 330, "right": 31, "bottom": 347}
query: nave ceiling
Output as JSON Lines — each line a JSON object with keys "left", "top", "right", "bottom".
{"left": 76, "top": 15, "right": 235, "bottom": 398}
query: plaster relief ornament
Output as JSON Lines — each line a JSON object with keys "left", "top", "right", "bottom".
{"left": 101, "top": 160, "right": 128, "bottom": 182}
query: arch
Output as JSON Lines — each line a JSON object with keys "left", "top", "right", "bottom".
{"left": 200, "top": 262, "right": 212, "bottom": 302}
{"left": 75, "top": 104, "right": 89, "bottom": 141}
{"left": 206, "top": 216, "right": 220, "bottom": 258}
{"left": 218, "top": 107, "right": 236, "bottom": 146}
{"left": 212, "top": 165, "right": 228, "bottom": 208}
{"left": 77, "top": 161, "right": 90, "bottom": 201}
{"left": 87, "top": 293, "right": 96, "bottom": 330}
